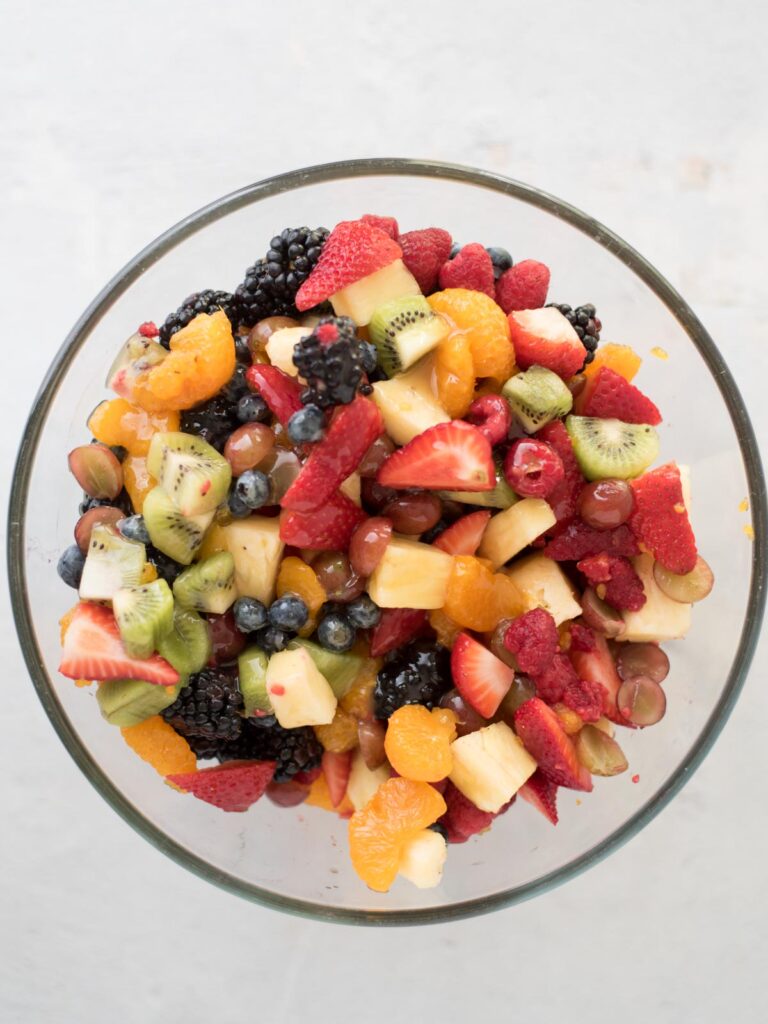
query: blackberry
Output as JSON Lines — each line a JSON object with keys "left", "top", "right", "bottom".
{"left": 162, "top": 668, "right": 244, "bottom": 748}
{"left": 374, "top": 640, "right": 452, "bottom": 720}
{"left": 180, "top": 392, "right": 239, "bottom": 451}
{"left": 235, "top": 226, "right": 329, "bottom": 326}
{"left": 146, "top": 544, "right": 184, "bottom": 585}
{"left": 158, "top": 289, "right": 240, "bottom": 348}
{"left": 221, "top": 716, "right": 322, "bottom": 782}
{"left": 546, "top": 303, "right": 602, "bottom": 364}
{"left": 293, "top": 317, "right": 368, "bottom": 408}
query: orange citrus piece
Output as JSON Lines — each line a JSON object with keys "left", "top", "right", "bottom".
{"left": 122, "top": 455, "right": 156, "bottom": 514}
{"left": 349, "top": 777, "right": 446, "bottom": 892}
{"left": 428, "top": 608, "right": 463, "bottom": 649}
{"left": 384, "top": 705, "right": 456, "bottom": 782}
{"left": 140, "top": 562, "right": 158, "bottom": 584}
{"left": 428, "top": 288, "right": 514, "bottom": 381}
{"left": 276, "top": 556, "right": 327, "bottom": 638}
{"left": 340, "top": 659, "right": 381, "bottom": 721}
{"left": 121, "top": 716, "right": 196, "bottom": 776}
{"left": 314, "top": 708, "right": 359, "bottom": 753}
{"left": 435, "top": 330, "right": 475, "bottom": 418}
{"left": 582, "top": 342, "right": 641, "bottom": 383}
{"left": 88, "top": 398, "right": 180, "bottom": 456}
{"left": 305, "top": 772, "right": 354, "bottom": 816}
{"left": 443, "top": 556, "right": 524, "bottom": 631}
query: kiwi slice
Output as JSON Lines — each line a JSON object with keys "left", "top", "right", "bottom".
{"left": 369, "top": 296, "right": 449, "bottom": 377}
{"left": 441, "top": 456, "right": 518, "bottom": 509}
{"left": 78, "top": 524, "right": 146, "bottom": 601}
{"left": 143, "top": 486, "right": 215, "bottom": 565}
{"left": 157, "top": 606, "right": 212, "bottom": 675}
{"left": 287, "top": 638, "right": 364, "bottom": 699}
{"left": 112, "top": 578, "right": 174, "bottom": 659}
{"left": 502, "top": 365, "right": 573, "bottom": 432}
{"left": 147, "top": 432, "right": 232, "bottom": 517}
{"left": 96, "top": 677, "right": 183, "bottom": 727}
{"left": 238, "top": 646, "right": 271, "bottom": 714}
{"left": 173, "top": 551, "right": 237, "bottom": 614}
{"left": 566, "top": 415, "right": 659, "bottom": 481}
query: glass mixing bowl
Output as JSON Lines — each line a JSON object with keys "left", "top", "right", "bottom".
{"left": 9, "top": 159, "right": 766, "bottom": 924}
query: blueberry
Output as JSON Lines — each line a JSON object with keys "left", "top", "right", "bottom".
{"left": 359, "top": 341, "right": 378, "bottom": 375}
{"left": 346, "top": 595, "right": 381, "bottom": 629}
{"left": 118, "top": 514, "right": 150, "bottom": 544}
{"left": 269, "top": 595, "right": 309, "bottom": 631}
{"left": 57, "top": 544, "right": 85, "bottom": 588}
{"left": 223, "top": 363, "right": 249, "bottom": 400}
{"left": 236, "top": 392, "right": 269, "bottom": 424}
{"left": 287, "top": 404, "right": 325, "bottom": 443}
{"left": 234, "top": 469, "right": 271, "bottom": 510}
{"left": 317, "top": 613, "right": 356, "bottom": 653}
{"left": 255, "top": 625, "right": 289, "bottom": 653}
{"left": 109, "top": 444, "right": 128, "bottom": 462}
{"left": 450, "top": 242, "right": 462, "bottom": 259}
{"left": 233, "top": 596, "right": 268, "bottom": 633}
{"left": 486, "top": 246, "right": 513, "bottom": 280}
{"left": 228, "top": 491, "right": 252, "bottom": 518}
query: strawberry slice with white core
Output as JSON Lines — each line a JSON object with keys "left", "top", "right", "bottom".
{"left": 569, "top": 630, "right": 630, "bottom": 726}
{"left": 59, "top": 602, "right": 180, "bottom": 685}
{"left": 508, "top": 307, "right": 587, "bottom": 379}
{"left": 451, "top": 633, "right": 515, "bottom": 718}
{"left": 433, "top": 510, "right": 491, "bottom": 555}
{"left": 519, "top": 770, "right": 559, "bottom": 825}
{"left": 514, "top": 698, "right": 593, "bottom": 791}
{"left": 295, "top": 221, "right": 402, "bottom": 311}
{"left": 378, "top": 421, "right": 495, "bottom": 491}
{"left": 322, "top": 751, "right": 352, "bottom": 808}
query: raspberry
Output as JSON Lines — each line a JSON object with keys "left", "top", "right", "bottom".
{"left": 544, "top": 521, "right": 639, "bottom": 561}
{"left": 398, "top": 228, "right": 453, "bottom": 293}
{"left": 562, "top": 678, "right": 605, "bottom": 723}
{"left": 438, "top": 781, "right": 513, "bottom": 843}
{"left": 495, "top": 259, "right": 550, "bottom": 313}
{"left": 503, "top": 608, "right": 559, "bottom": 676}
{"left": 535, "top": 420, "right": 584, "bottom": 531}
{"left": 577, "top": 553, "right": 646, "bottom": 612}
{"left": 359, "top": 214, "right": 399, "bottom": 239}
{"left": 438, "top": 243, "right": 495, "bottom": 298}
{"left": 531, "top": 652, "right": 579, "bottom": 705}
{"left": 569, "top": 622, "right": 596, "bottom": 652}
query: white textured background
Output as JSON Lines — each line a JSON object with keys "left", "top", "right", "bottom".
{"left": 2, "top": 1, "right": 767, "bottom": 1021}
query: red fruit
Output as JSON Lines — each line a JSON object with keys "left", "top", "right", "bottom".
{"left": 245, "top": 364, "right": 303, "bottom": 428}
{"left": 207, "top": 610, "right": 245, "bottom": 663}
{"left": 569, "top": 621, "right": 596, "bottom": 652}
{"left": 167, "top": 760, "right": 275, "bottom": 812}
{"left": 281, "top": 396, "right": 384, "bottom": 512}
{"left": 295, "top": 220, "right": 401, "bottom": 310}
{"left": 451, "top": 633, "right": 515, "bottom": 718}
{"left": 349, "top": 516, "right": 393, "bottom": 576}
{"left": 359, "top": 213, "right": 399, "bottom": 239}
{"left": 508, "top": 308, "right": 587, "bottom": 379}
{"left": 377, "top": 421, "right": 494, "bottom": 492}
{"left": 138, "top": 321, "right": 158, "bottom": 338}
{"left": 294, "top": 765, "right": 323, "bottom": 786}
{"left": 439, "top": 780, "right": 495, "bottom": 843}
{"left": 503, "top": 438, "right": 565, "bottom": 499}
{"left": 433, "top": 510, "right": 491, "bottom": 556}
{"left": 530, "top": 651, "right": 578, "bottom": 705}
{"left": 561, "top": 677, "right": 605, "bottom": 722}
{"left": 495, "top": 259, "right": 551, "bottom": 313}
{"left": 398, "top": 228, "right": 453, "bottom": 293}
{"left": 322, "top": 750, "right": 352, "bottom": 808}
{"left": 59, "top": 603, "right": 179, "bottom": 685}
{"left": 513, "top": 697, "right": 593, "bottom": 791}
{"left": 536, "top": 420, "right": 584, "bottom": 530}
{"left": 519, "top": 770, "right": 559, "bottom": 825}
{"left": 581, "top": 367, "right": 662, "bottom": 425}
{"left": 370, "top": 608, "right": 428, "bottom": 657}
{"left": 570, "top": 631, "right": 627, "bottom": 725}
{"left": 465, "top": 394, "right": 512, "bottom": 446}
{"left": 503, "top": 608, "right": 559, "bottom": 676}
{"left": 279, "top": 491, "right": 366, "bottom": 550}
{"left": 577, "top": 553, "right": 646, "bottom": 612}
{"left": 438, "top": 243, "right": 495, "bottom": 298}
{"left": 629, "top": 463, "right": 698, "bottom": 574}
{"left": 544, "top": 520, "right": 639, "bottom": 561}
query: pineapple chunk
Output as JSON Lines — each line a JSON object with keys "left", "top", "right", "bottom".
{"left": 398, "top": 829, "right": 447, "bottom": 889}
{"left": 621, "top": 553, "right": 692, "bottom": 642}
{"left": 367, "top": 536, "right": 454, "bottom": 609}
{"left": 265, "top": 326, "right": 310, "bottom": 376}
{"left": 450, "top": 722, "right": 537, "bottom": 813}
{"left": 339, "top": 472, "right": 361, "bottom": 506}
{"left": 265, "top": 647, "right": 337, "bottom": 728}
{"left": 503, "top": 552, "right": 582, "bottom": 625}
{"left": 347, "top": 749, "right": 390, "bottom": 811}
{"left": 371, "top": 355, "right": 450, "bottom": 446}
{"left": 478, "top": 499, "right": 556, "bottom": 570}
{"left": 330, "top": 259, "right": 421, "bottom": 326}
{"left": 218, "top": 516, "right": 284, "bottom": 604}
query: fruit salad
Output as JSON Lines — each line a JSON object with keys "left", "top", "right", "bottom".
{"left": 56, "top": 217, "right": 714, "bottom": 893}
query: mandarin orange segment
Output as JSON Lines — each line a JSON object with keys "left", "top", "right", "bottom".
{"left": 428, "top": 289, "right": 514, "bottom": 381}
{"left": 314, "top": 707, "right": 359, "bottom": 753}
{"left": 340, "top": 659, "right": 381, "bottom": 721}
{"left": 122, "top": 454, "right": 156, "bottom": 514}
{"left": 428, "top": 608, "right": 463, "bottom": 649}
{"left": 435, "top": 330, "right": 475, "bottom": 418}
{"left": 384, "top": 705, "right": 457, "bottom": 782}
{"left": 442, "top": 556, "right": 499, "bottom": 631}
{"left": 276, "top": 557, "right": 327, "bottom": 638}
{"left": 305, "top": 772, "right": 354, "bottom": 816}
{"left": 582, "top": 342, "right": 641, "bottom": 383}
{"left": 132, "top": 310, "right": 236, "bottom": 412}
{"left": 88, "top": 398, "right": 180, "bottom": 456}
{"left": 121, "top": 715, "right": 196, "bottom": 777}
{"left": 349, "top": 777, "right": 446, "bottom": 892}
{"left": 493, "top": 572, "right": 526, "bottom": 620}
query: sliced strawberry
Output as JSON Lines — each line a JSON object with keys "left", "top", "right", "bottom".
{"left": 295, "top": 221, "right": 401, "bottom": 310}
{"left": 569, "top": 631, "right": 628, "bottom": 726}
{"left": 370, "top": 608, "right": 428, "bottom": 657}
{"left": 167, "top": 760, "right": 276, "bottom": 812}
{"left": 322, "top": 751, "right": 352, "bottom": 808}
{"left": 433, "top": 510, "right": 491, "bottom": 555}
{"left": 544, "top": 520, "right": 638, "bottom": 561}
{"left": 281, "top": 396, "right": 384, "bottom": 512}
{"left": 630, "top": 462, "right": 698, "bottom": 574}
{"left": 59, "top": 603, "right": 179, "bottom": 685}
{"left": 378, "top": 421, "right": 494, "bottom": 492}
{"left": 582, "top": 367, "right": 662, "bottom": 425}
{"left": 495, "top": 259, "right": 551, "bottom": 313}
{"left": 438, "top": 243, "right": 495, "bottom": 298}
{"left": 508, "top": 307, "right": 587, "bottom": 379}
{"left": 535, "top": 420, "right": 584, "bottom": 532}
{"left": 451, "top": 633, "right": 514, "bottom": 718}
{"left": 513, "top": 698, "right": 593, "bottom": 791}
{"left": 359, "top": 214, "right": 399, "bottom": 239}
{"left": 398, "top": 228, "right": 453, "bottom": 293}
{"left": 519, "top": 770, "right": 559, "bottom": 824}
{"left": 279, "top": 491, "right": 366, "bottom": 550}
{"left": 245, "top": 364, "right": 303, "bottom": 428}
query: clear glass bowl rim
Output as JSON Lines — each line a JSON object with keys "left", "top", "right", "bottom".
{"left": 8, "top": 158, "right": 766, "bottom": 926}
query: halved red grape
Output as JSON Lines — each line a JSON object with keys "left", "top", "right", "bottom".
{"left": 224, "top": 423, "right": 275, "bottom": 476}
{"left": 498, "top": 675, "right": 537, "bottom": 721}
{"left": 357, "top": 720, "right": 387, "bottom": 770}
{"left": 349, "top": 517, "right": 392, "bottom": 577}
{"left": 262, "top": 449, "right": 301, "bottom": 501}
{"left": 616, "top": 642, "right": 669, "bottom": 683}
{"left": 439, "top": 689, "right": 488, "bottom": 736}
{"left": 360, "top": 477, "right": 398, "bottom": 513}
{"left": 489, "top": 617, "right": 519, "bottom": 669}
{"left": 248, "top": 316, "right": 298, "bottom": 360}
{"left": 68, "top": 444, "right": 123, "bottom": 499}
{"left": 312, "top": 552, "right": 365, "bottom": 602}
{"left": 578, "top": 479, "right": 634, "bottom": 530}
{"left": 617, "top": 675, "right": 666, "bottom": 726}
{"left": 382, "top": 492, "right": 442, "bottom": 535}
{"left": 358, "top": 435, "right": 395, "bottom": 478}
{"left": 266, "top": 779, "right": 308, "bottom": 808}
{"left": 653, "top": 556, "right": 714, "bottom": 604}
{"left": 575, "top": 724, "right": 629, "bottom": 775}
{"left": 208, "top": 611, "right": 246, "bottom": 663}
{"left": 74, "top": 505, "right": 124, "bottom": 553}
{"left": 581, "top": 586, "right": 626, "bottom": 637}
